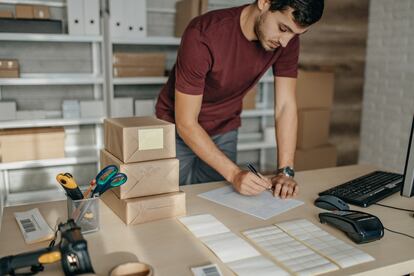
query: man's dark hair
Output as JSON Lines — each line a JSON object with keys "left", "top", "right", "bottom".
{"left": 257, "top": 0, "right": 324, "bottom": 27}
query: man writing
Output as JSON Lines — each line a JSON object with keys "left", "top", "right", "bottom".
{"left": 156, "top": 0, "right": 324, "bottom": 198}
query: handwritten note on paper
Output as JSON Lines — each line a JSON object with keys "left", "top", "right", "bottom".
{"left": 198, "top": 186, "right": 304, "bottom": 220}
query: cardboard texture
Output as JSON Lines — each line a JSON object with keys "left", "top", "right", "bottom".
{"left": 113, "top": 67, "right": 165, "bottom": 77}
{"left": 297, "top": 108, "right": 331, "bottom": 149}
{"left": 0, "top": 69, "right": 18, "bottom": 78}
{"left": 0, "top": 11, "right": 13, "bottom": 18}
{"left": 295, "top": 144, "right": 337, "bottom": 171}
{"left": 0, "top": 102, "right": 16, "bottom": 121}
{"left": 101, "top": 190, "right": 186, "bottom": 225}
{"left": 0, "top": 127, "right": 65, "bottom": 162}
{"left": 242, "top": 86, "right": 257, "bottom": 110}
{"left": 296, "top": 70, "right": 334, "bottom": 109}
{"left": 104, "top": 117, "right": 176, "bottom": 163}
{"left": 175, "top": 0, "right": 200, "bottom": 37}
{"left": 15, "top": 5, "right": 34, "bottom": 19}
{"left": 100, "top": 149, "right": 179, "bottom": 199}
{"left": 0, "top": 59, "right": 18, "bottom": 69}
{"left": 33, "top": 6, "right": 50, "bottom": 19}
{"left": 113, "top": 52, "right": 166, "bottom": 68}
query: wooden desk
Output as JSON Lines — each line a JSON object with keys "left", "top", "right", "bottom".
{"left": 1, "top": 165, "right": 414, "bottom": 275}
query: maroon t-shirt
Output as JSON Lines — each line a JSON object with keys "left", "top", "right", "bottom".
{"left": 156, "top": 5, "right": 299, "bottom": 136}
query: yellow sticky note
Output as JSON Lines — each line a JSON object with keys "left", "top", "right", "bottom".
{"left": 138, "top": 128, "right": 164, "bottom": 150}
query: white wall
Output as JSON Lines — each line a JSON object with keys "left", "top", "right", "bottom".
{"left": 359, "top": 0, "right": 414, "bottom": 172}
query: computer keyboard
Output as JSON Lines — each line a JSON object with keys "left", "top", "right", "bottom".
{"left": 318, "top": 171, "right": 403, "bottom": 207}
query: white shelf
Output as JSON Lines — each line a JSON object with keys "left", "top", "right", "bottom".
{"left": 0, "top": 33, "right": 103, "bottom": 42}
{"left": 0, "top": 117, "right": 103, "bottom": 129}
{"left": 112, "top": 36, "right": 181, "bottom": 45}
{"left": 238, "top": 141, "right": 276, "bottom": 151}
{"left": 241, "top": 109, "right": 274, "bottom": 117}
{"left": 0, "top": 154, "right": 98, "bottom": 171}
{"left": 6, "top": 189, "right": 67, "bottom": 207}
{"left": 0, "top": 73, "right": 104, "bottom": 85}
{"left": 0, "top": 0, "right": 65, "bottom": 8}
{"left": 113, "top": 76, "right": 168, "bottom": 85}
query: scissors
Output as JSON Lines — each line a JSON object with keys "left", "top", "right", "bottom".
{"left": 56, "top": 173, "right": 84, "bottom": 200}
{"left": 91, "top": 165, "right": 127, "bottom": 197}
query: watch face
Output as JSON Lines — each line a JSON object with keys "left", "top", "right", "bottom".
{"left": 286, "top": 167, "right": 295, "bottom": 177}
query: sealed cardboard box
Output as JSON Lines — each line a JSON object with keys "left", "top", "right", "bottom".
{"left": 0, "top": 127, "right": 65, "bottom": 162}
{"left": 296, "top": 70, "right": 334, "bottom": 109}
{"left": 101, "top": 190, "right": 186, "bottom": 225}
{"left": 80, "top": 100, "right": 105, "bottom": 118}
{"left": 0, "top": 11, "right": 13, "bottom": 18}
{"left": 33, "top": 5, "right": 50, "bottom": 19}
{"left": 0, "top": 59, "right": 18, "bottom": 69}
{"left": 0, "top": 101, "right": 16, "bottom": 121}
{"left": 100, "top": 149, "right": 179, "bottom": 199}
{"left": 242, "top": 86, "right": 257, "bottom": 110}
{"left": 15, "top": 5, "right": 34, "bottom": 19}
{"left": 0, "top": 69, "right": 19, "bottom": 78}
{"left": 297, "top": 108, "right": 331, "bottom": 149}
{"left": 295, "top": 144, "right": 337, "bottom": 171}
{"left": 104, "top": 117, "right": 176, "bottom": 163}
{"left": 113, "top": 52, "right": 166, "bottom": 68}
{"left": 113, "top": 67, "right": 165, "bottom": 77}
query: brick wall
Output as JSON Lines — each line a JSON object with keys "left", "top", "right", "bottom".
{"left": 359, "top": 0, "right": 414, "bottom": 172}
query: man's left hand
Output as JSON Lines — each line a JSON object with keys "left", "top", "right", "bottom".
{"left": 271, "top": 174, "right": 299, "bottom": 199}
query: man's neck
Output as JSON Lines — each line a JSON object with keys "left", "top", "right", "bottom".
{"left": 240, "top": 4, "right": 259, "bottom": 41}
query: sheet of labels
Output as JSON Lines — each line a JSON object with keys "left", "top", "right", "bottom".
{"left": 179, "top": 215, "right": 375, "bottom": 276}
{"left": 179, "top": 214, "right": 290, "bottom": 276}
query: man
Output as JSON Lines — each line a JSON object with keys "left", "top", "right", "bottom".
{"left": 155, "top": 0, "right": 324, "bottom": 199}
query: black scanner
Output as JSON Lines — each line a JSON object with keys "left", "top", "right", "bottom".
{"left": 319, "top": 210, "right": 384, "bottom": 244}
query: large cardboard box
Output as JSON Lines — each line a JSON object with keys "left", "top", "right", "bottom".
{"left": 296, "top": 70, "right": 334, "bottom": 109}
{"left": 0, "top": 59, "right": 18, "bottom": 69}
{"left": 242, "top": 86, "right": 257, "bottom": 110}
{"left": 0, "top": 127, "right": 65, "bottom": 162}
{"left": 15, "top": 5, "right": 34, "bottom": 19}
{"left": 104, "top": 117, "right": 176, "bottom": 163}
{"left": 113, "top": 52, "right": 166, "bottom": 68}
{"left": 100, "top": 149, "right": 179, "bottom": 199}
{"left": 297, "top": 108, "right": 331, "bottom": 149}
{"left": 113, "top": 67, "right": 165, "bottom": 77}
{"left": 175, "top": 0, "right": 200, "bottom": 37}
{"left": 294, "top": 144, "right": 337, "bottom": 171}
{"left": 33, "top": 5, "right": 50, "bottom": 19}
{"left": 0, "top": 69, "right": 19, "bottom": 78}
{"left": 101, "top": 190, "right": 186, "bottom": 225}
{"left": 0, "top": 11, "right": 13, "bottom": 18}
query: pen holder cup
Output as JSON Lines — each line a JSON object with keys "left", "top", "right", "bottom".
{"left": 67, "top": 196, "right": 100, "bottom": 234}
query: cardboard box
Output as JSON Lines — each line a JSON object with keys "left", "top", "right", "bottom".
{"left": 242, "top": 86, "right": 257, "bottom": 110}
{"left": 0, "top": 127, "right": 65, "bottom": 162}
{"left": 295, "top": 144, "right": 337, "bottom": 171}
{"left": 296, "top": 70, "right": 334, "bottom": 109}
{"left": 113, "top": 67, "right": 165, "bottom": 77}
{"left": 112, "top": 97, "right": 134, "bottom": 118}
{"left": 0, "top": 69, "right": 19, "bottom": 78}
{"left": 15, "top": 5, "right": 34, "bottom": 19}
{"left": 80, "top": 100, "right": 104, "bottom": 118}
{"left": 101, "top": 190, "right": 186, "bottom": 225}
{"left": 0, "top": 102, "right": 16, "bottom": 121}
{"left": 0, "top": 59, "right": 18, "bottom": 70}
{"left": 33, "top": 5, "right": 50, "bottom": 19}
{"left": 104, "top": 116, "right": 176, "bottom": 163}
{"left": 0, "top": 11, "right": 13, "bottom": 18}
{"left": 100, "top": 149, "right": 179, "bottom": 199}
{"left": 297, "top": 108, "right": 331, "bottom": 149}
{"left": 113, "top": 52, "right": 166, "bottom": 68}
{"left": 175, "top": 0, "right": 200, "bottom": 37}
{"left": 135, "top": 99, "right": 155, "bottom": 117}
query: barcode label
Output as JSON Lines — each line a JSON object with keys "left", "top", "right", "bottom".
{"left": 202, "top": 266, "right": 220, "bottom": 276}
{"left": 20, "top": 218, "right": 36, "bottom": 233}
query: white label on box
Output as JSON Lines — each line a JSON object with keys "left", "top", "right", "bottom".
{"left": 138, "top": 128, "right": 164, "bottom": 150}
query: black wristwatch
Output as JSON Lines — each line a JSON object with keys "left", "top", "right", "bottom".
{"left": 277, "top": 166, "right": 295, "bottom": 178}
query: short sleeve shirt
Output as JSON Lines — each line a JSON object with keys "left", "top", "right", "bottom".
{"left": 156, "top": 5, "right": 300, "bottom": 136}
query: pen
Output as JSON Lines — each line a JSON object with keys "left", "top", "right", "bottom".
{"left": 247, "top": 163, "right": 274, "bottom": 193}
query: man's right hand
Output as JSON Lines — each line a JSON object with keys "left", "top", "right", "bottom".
{"left": 231, "top": 170, "right": 272, "bottom": 196}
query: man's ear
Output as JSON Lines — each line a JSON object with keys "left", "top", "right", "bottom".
{"left": 256, "top": 0, "right": 271, "bottom": 12}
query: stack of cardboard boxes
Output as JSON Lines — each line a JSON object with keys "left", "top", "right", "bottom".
{"left": 294, "top": 70, "right": 337, "bottom": 171}
{"left": 101, "top": 117, "right": 186, "bottom": 225}
{"left": 113, "top": 52, "right": 166, "bottom": 78}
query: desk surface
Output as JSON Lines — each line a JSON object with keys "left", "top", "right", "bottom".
{"left": 1, "top": 165, "right": 414, "bottom": 276}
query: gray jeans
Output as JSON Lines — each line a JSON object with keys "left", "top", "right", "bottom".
{"left": 176, "top": 130, "right": 238, "bottom": 185}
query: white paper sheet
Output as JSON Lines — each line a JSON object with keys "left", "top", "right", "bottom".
{"left": 227, "top": 256, "right": 290, "bottom": 276}
{"left": 198, "top": 186, "right": 304, "bottom": 220}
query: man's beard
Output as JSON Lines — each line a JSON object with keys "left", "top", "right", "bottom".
{"left": 254, "top": 16, "right": 273, "bottom": 52}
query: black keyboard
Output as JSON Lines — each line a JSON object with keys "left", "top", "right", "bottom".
{"left": 319, "top": 171, "right": 403, "bottom": 207}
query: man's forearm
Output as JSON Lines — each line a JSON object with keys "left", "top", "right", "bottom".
{"left": 275, "top": 105, "right": 297, "bottom": 168}
{"left": 177, "top": 122, "right": 240, "bottom": 182}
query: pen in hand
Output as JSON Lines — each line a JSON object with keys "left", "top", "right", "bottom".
{"left": 247, "top": 163, "right": 275, "bottom": 194}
